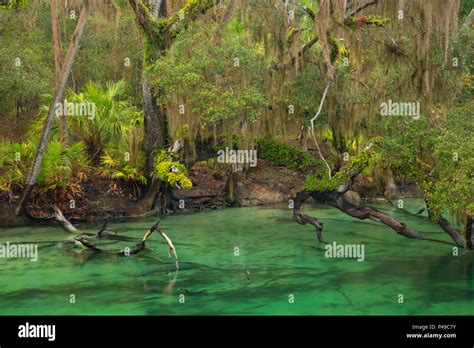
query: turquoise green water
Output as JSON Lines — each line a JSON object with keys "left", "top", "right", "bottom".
{"left": 0, "top": 200, "right": 472, "bottom": 315}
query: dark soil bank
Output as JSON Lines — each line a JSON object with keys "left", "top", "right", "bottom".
{"left": 0, "top": 159, "right": 420, "bottom": 226}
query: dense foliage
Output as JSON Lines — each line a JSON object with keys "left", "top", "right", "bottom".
{"left": 0, "top": 0, "right": 471, "bottom": 234}
{"left": 257, "top": 137, "right": 321, "bottom": 173}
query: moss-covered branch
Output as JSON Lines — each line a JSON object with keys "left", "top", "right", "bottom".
{"left": 165, "top": 0, "right": 221, "bottom": 40}
{"left": 304, "top": 137, "right": 382, "bottom": 192}
{"left": 130, "top": 0, "right": 221, "bottom": 44}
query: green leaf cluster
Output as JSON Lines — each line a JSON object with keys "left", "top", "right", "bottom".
{"left": 153, "top": 150, "right": 192, "bottom": 189}
{"left": 256, "top": 137, "right": 321, "bottom": 172}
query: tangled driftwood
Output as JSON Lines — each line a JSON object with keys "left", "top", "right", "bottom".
{"left": 52, "top": 204, "right": 179, "bottom": 269}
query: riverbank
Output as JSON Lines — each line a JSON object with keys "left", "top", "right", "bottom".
{"left": 0, "top": 158, "right": 421, "bottom": 226}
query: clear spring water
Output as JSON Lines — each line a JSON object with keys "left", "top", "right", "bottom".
{"left": 0, "top": 200, "right": 472, "bottom": 315}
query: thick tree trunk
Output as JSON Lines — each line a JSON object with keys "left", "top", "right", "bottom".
{"left": 131, "top": 177, "right": 163, "bottom": 216}
{"left": 15, "top": 6, "right": 88, "bottom": 216}
{"left": 131, "top": 138, "right": 183, "bottom": 216}
{"left": 132, "top": 0, "right": 224, "bottom": 174}
{"left": 129, "top": 0, "right": 223, "bottom": 214}
{"left": 142, "top": 76, "right": 168, "bottom": 174}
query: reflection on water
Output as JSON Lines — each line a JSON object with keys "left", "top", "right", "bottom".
{"left": 0, "top": 200, "right": 472, "bottom": 315}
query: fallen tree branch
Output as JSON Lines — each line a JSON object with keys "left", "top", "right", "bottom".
{"left": 50, "top": 205, "right": 180, "bottom": 266}
{"left": 382, "top": 192, "right": 471, "bottom": 248}
{"left": 72, "top": 236, "right": 102, "bottom": 252}
{"left": 157, "top": 225, "right": 179, "bottom": 269}
{"left": 415, "top": 207, "right": 425, "bottom": 215}
{"left": 119, "top": 220, "right": 180, "bottom": 269}
{"left": 52, "top": 204, "right": 79, "bottom": 233}
{"left": 293, "top": 191, "right": 325, "bottom": 242}
{"left": 293, "top": 189, "right": 426, "bottom": 243}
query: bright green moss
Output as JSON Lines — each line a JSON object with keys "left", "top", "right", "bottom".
{"left": 0, "top": 0, "right": 30, "bottom": 10}
{"left": 154, "top": 150, "right": 192, "bottom": 189}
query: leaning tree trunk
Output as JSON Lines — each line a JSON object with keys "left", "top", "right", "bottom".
{"left": 293, "top": 190, "right": 425, "bottom": 243}
{"left": 51, "top": 0, "right": 67, "bottom": 146}
{"left": 15, "top": 6, "right": 88, "bottom": 216}
{"left": 292, "top": 138, "right": 471, "bottom": 247}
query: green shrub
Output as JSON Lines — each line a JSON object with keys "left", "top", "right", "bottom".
{"left": 256, "top": 137, "right": 320, "bottom": 172}
{"left": 0, "top": 139, "right": 87, "bottom": 192}
{"left": 153, "top": 150, "right": 192, "bottom": 189}
{"left": 100, "top": 153, "right": 147, "bottom": 185}
{"left": 304, "top": 137, "right": 382, "bottom": 192}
